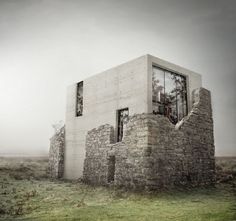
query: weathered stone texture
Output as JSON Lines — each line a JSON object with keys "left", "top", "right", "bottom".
{"left": 48, "top": 126, "right": 65, "bottom": 178}
{"left": 176, "top": 88, "right": 215, "bottom": 186}
{"left": 83, "top": 87, "right": 215, "bottom": 190}
{"left": 83, "top": 125, "right": 115, "bottom": 185}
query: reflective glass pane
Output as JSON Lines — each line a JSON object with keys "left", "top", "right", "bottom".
{"left": 165, "top": 71, "right": 178, "bottom": 124}
{"left": 152, "top": 66, "right": 188, "bottom": 124}
{"left": 175, "top": 74, "right": 187, "bottom": 120}
{"left": 152, "top": 67, "right": 165, "bottom": 115}
{"left": 76, "top": 81, "right": 83, "bottom": 116}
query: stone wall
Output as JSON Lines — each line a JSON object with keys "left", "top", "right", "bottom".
{"left": 48, "top": 126, "right": 65, "bottom": 178}
{"left": 83, "top": 125, "right": 115, "bottom": 185}
{"left": 176, "top": 88, "right": 215, "bottom": 186}
{"left": 83, "top": 87, "right": 215, "bottom": 190}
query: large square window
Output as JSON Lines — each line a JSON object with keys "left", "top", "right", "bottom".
{"left": 152, "top": 66, "right": 187, "bottom": 124}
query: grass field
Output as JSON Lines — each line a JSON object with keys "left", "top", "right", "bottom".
{"left": 0, "top": 157, "right": 235, "bottom": 221}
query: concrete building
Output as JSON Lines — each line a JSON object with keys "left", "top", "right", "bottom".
{"left": 64, "top": 54, "right": 201, "bottom": 178}
{"left": 49, "top": 54, "right": 215, "bottom": 189}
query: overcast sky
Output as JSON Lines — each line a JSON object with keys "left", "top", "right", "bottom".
{"left": 0, "top": 0, "right": 235, "bottom": 156}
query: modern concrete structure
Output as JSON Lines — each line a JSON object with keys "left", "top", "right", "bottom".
{"left": 64, "top": 54, "right": 202, "bottom": 179}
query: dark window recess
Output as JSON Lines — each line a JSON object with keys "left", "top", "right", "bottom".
{"left": 76, "top": 81, "right": 83, "bottom": 117}
{"left": 117, "top": 108, "right": 129, "bottom": 142}
{"left": 107, "top": 156, "right": 115, "bottom": 183}
{"left": 152, "top": 66, "right": 188, "bottom": 124}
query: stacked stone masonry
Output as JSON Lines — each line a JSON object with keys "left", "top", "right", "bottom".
{"left": 48, "top": 126, "right": 65, "bottom": 178}
{"left": 83, "top": 87, "right": 215, "bottom": 190}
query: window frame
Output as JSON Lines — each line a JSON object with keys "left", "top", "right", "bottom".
{"left": 116, "top": 108, "right": 129, "bottom": 142}
{"left": 152, "top": 65, "right": 188, "bottom": 123}
{"left": 75, "top": 81, "right": 83, "bottom": 117}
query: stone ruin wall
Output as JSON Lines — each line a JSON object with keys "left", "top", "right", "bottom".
{"left": 83, "top": 87, "right": 215, "bottom": 190}
{"left": 48, "top": 126, "right": 65, "bottom": 178}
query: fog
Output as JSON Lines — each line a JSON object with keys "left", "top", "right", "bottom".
{"left": 0, "top": 0, "right": 235, "bottom": 156}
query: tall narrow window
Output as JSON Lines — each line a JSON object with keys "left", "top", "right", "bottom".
{"left": 76, "top": 81, "right": 83, "bottom": 117}
{"left": 117, "top": 108, "right": 129, "bottom": 142}
{"left": 152, "top": 66, "right": 187, "bottom": 124}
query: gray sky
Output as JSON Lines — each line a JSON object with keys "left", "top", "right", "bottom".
{"left": 0, "top": 0, "right": 235, "bottom": 156}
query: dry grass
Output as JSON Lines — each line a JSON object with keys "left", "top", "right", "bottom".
{"left": 0, "top": 156, "right": 235, "bottom": 221}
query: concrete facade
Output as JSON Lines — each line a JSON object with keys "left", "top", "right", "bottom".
{"left": 64, "top": 54, "right": 202, "bottom": 179}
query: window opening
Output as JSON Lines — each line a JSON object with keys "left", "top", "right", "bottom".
{"left": 117, "top": 108, "right": 129, "bottom": 142}
{"left": 152, "top": 66, "right": 187, "bottom": 124}
{"left": 76, "top": 81, "right": 83, "bottom": 117}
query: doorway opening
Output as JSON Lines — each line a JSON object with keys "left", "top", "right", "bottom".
{"left": 107, "top": 156, "right": 115, "bottom": 183}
